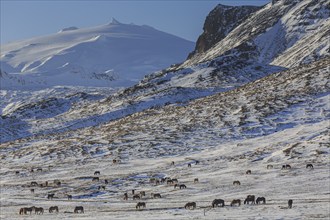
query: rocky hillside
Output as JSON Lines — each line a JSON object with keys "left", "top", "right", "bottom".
{"left": 188, "top": 4, "right": 261, "bottom": 58}
{"left": 184, "top": 0, "right": 329, "bottom": 68}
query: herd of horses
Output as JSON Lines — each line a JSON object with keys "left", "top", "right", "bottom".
{"left": 17, "top": 161, "right": 310, "bottom": 215}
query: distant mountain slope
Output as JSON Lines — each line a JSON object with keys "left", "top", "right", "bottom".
{"left": 1, "top": 57, "right": 328, "bottom": 160}
{"left": 0, "top": 19, "right": 194, "bottom": 89}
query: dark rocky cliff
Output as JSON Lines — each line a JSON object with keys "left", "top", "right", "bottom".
{"left": 188, "top": 4, "right": 261, "bottom": 58}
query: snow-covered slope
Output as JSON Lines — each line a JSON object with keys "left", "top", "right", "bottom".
{"left": 184, "top": 0, "right": 329, "bottom": 68}
{"left": 0, "top": 19, "right": 194, "bottom": 89}
{"left": 0, "top": 58, "right": 329, "bottom": 220}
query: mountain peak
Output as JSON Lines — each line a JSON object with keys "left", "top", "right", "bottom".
{"left": 109, "top": 17, "right": 122, "bottom": 25}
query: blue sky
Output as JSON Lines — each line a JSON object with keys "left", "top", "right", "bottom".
{"left": 0, "top": 0, "right": 270, "bottom": 44}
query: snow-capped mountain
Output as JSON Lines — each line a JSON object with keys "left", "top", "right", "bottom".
{"left": 0, "top": 18, "right": 194, "bottom": 89}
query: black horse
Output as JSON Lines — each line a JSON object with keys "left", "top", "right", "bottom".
{"left": 212, "top": 199, "right": 225, "bottom": 208}
{"left": 136, "top": 202, "right": 146, "bottom": 209}
{"left": 256, "top": 197, "right": 266, "bottom": 204}
{"left": 244, "top": 195, "right": 255, "bottom": 205}
{"left": 184, "top": 202, "right": 196, "bottom": 210}
{"left": 74, "top": 206, "right": 84, "bottom": 213}
{"left": 288, "top": 199, "right": 293, "bottom": 208}
{"left": 306, "top": 164, "right": 313, "bottom": 169}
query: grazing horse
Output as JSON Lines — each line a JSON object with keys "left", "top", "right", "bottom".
{"left": 37, "top": 168, "right": 42, "bottom": 172}
{"left": 19, "top": 207, "right": 33, "bottom": 215}
{"left": 49, "top": 206, "right": 59, "bottom": 213}
{"left": 233, "top": 181, "right": 241, "bottom": 186}
{"left": 152, "top": 193, "right": 161, "bottom": 199}
{"left": 31, "top": 181, "right": 38, "bottom": 186}
{"left": 140, "top": 191, "right": 146, "bottom": 197}
{"left": 34, "top": 207, "right": 44, "bottom": 215}
{"left": 267, "top": 165, "right": 273, "bottom": 169}
{"left": 306, "top": 164, "right": 313, "bottom": 169}
{"left": 136, "top": 202, "right": 146, "bottom": 209}
{"left": 98, "top": 185, "right": 106, "bottom": 190}
{"left": 92, "top": 177, "right": 99, "bottom": 182}
{"left": 288, "top": 199, "right": 293, "bottom": 208}
{"left": 133, "top": 194, "right": 140, "bottom": 200}
{"left": 230, "top": 199, "right": 241, "bottom": 206}
{"left": 47, "top": 193, "right": 55, "bottom": 200}
{"left": 74, "top": 206, "right": 84, "bottom": 213}
{"left": 167, "top": 180, "right": 173, "bottom": 185}
{"left": 67, "top": 194, "right": 73, "bottom": 200}
{"left": 172, "top": 178, "right": 178, "bottom": 183}
{"left": 180, "top": 184, "right": 187, "bottom": 189}
{"left": 184, "top": 202, "right": 196, "bottom": 210}
{"left": 246, "top": 170, "right": 252, "bottom": 175}
{"left": 123, "top": 193, "right": 128, "bottom": 200}
{"left": 282, "top": 164, "right": 291, "bottom": 170}
{"left": 212, "top": 199, "right": 225, "bottom": 208}
{"left": 244, "top": 195, "right": 255, "bottom": 204}
{"left": 256, "top": 197, "right": 266, "bottom": 204}
{"left": 54, "top": 179, "right": 61, "bottom": 186}
{"left": 94, "top": 171, "right": 100, "bottom": 175}
{"left": 194, "top": 178, "right": 199, "bottom": 183}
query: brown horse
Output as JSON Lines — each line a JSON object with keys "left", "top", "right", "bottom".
{"left": 92, "top": 177, "right": 99, "bottom": 182}
{"left": 47, "top": 193, "right": 55, "bottom": 200}
{"left": 256, "top": 197, "right": 266, "bottom": 204}
{"left": 282, "top": 164, "right": 291, "bottom": 170}
{"left": 267, "top": 165, "right": 273, "bottom": 169}
{"left": 136, "top": 202, "right": 146, "bottom": 209}
{"left": 140, "top": 191, "right": 146, "bottom": 197}
{"left": 98, "top": 185, "right": 106, "bottom": 190}
{"left": 230, "top": 199, "right": 241, "bottom": 206}
{"left": 74, "top": 206, "right": 84, "bottom": 213}
{"left": 133, "top": 194, "right": 141, "bottom": 200}
{"left": 244, "top": 195, "right": 255, "bottom": 204}
{"left": 19, "top": 207, "right": 33, "bottom": 215}
{"left": 194, "top": 178, "right": 199, "bottom": 183}
{"left": 123, "top": 192, "right": 128, "bottom": 200}
{"left": 233, "top": 181, "right": 241, "bottom": 186}
{"left": 306, "top": 164, "right": 313, "bottom": 169}
{"left": 49, "top": 206, "right": 59, "bottom": 213}
{"left": 184, "top": 202, "right": 196, "bottom": 210}
{"left": 34, "top": 207, "right": 44, "bottom": 215}
{"left": 172, "top": 178, "right": 178, "bottom": 183}
{"left": 152, "top": 193, "right": 161, "bottom": 199}
{"left": 212, "top": 199, "right": 225, "bottom": 208}
{"left": 167, "top": 179, "right": 173, "bottom": 185}
{"left": 30, "top": 181, "right": 38, "bottom": 186}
